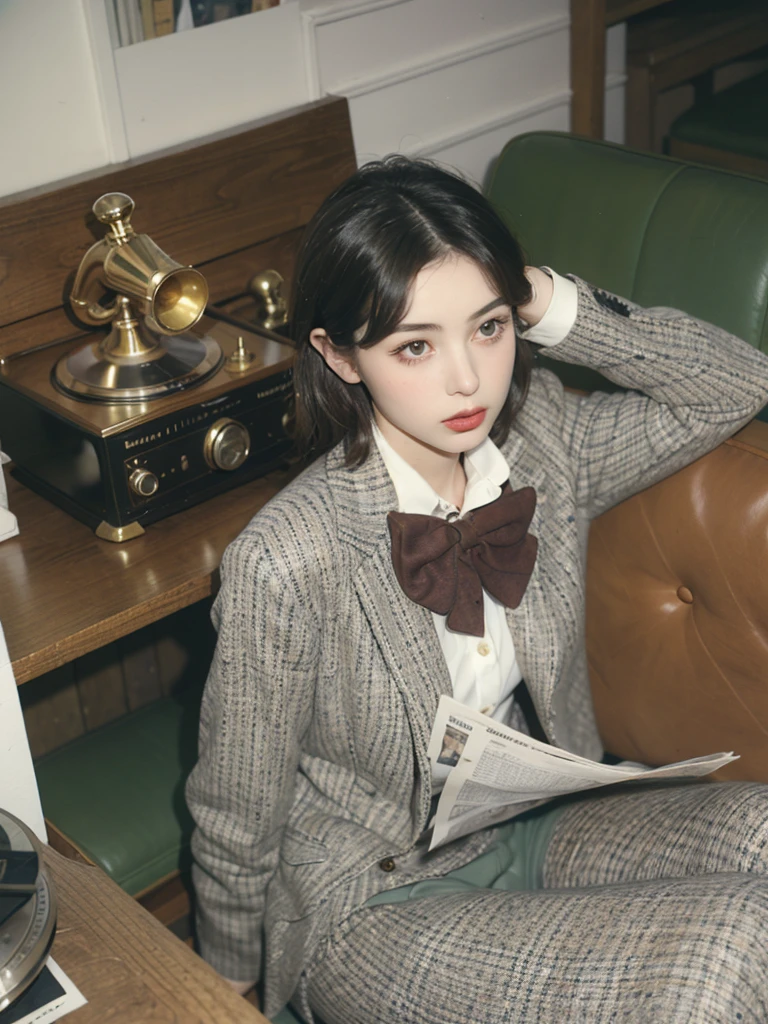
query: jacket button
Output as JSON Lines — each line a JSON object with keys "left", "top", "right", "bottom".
{"left": 379, "top": 857, "right": 396, "bottom": 872}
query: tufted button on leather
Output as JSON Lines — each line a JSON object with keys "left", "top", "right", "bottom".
{"left": 379, "top": 857, "right": 396, "bottom": 873}
{"left": 677, "top": 585, "right": 694, "bottom": 604}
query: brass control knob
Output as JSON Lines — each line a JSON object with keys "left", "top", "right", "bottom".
{"left": 129, "top": 467, "right": 159, "bottom": 497}
{"left": 203, "top": 418, "right": 251, "bottom": 471}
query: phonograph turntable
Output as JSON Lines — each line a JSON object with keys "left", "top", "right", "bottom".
{"left": 0, "top": 193, "right": 295, "bottom": 542}
{"left": 0, "top": 809, "right": 57, "bottom": 1012}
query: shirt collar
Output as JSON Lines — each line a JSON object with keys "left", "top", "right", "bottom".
{"left": 372, "top": 422, "right": 510, "bottom": 519}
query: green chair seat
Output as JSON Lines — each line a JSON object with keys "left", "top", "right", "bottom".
{"left": 669, "top": 71, "right": 768, "bottom": 162}
{"left": 34, "top": 690, "right": 201, "bottom": 896}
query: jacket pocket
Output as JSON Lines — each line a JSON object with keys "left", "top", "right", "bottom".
{"left": 279, "top": 827, "right": 329, "bottom": 867}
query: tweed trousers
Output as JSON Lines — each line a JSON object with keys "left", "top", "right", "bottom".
{"left": 305, "top": 782, "right": 768, "bottom": 1023}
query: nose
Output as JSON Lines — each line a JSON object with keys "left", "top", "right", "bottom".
{"left": 445, "top": 343, "right": 479, "bottom": 397}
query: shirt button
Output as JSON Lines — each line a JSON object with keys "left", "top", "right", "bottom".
{"left": 477, "top": 641, "right": 491, "bottom": 657}
{"left": 379, "top": 857, "right": 396, "bottom": 873}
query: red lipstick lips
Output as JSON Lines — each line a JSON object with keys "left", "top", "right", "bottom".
{"left": 443, "top": 408, "right": 487, "bottom": 432}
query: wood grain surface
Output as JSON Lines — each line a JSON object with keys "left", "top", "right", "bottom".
{"left": 43, "top": 845, "right": 268, "bottom": 1023}
{"left": 2, "top": 464, "right": 298, "bottom": 684}
{"left": 605, "top": 0, "right": 672, "bottom": 26}
{"left": 0, "top": 95, "right": 355, "bottom": 342}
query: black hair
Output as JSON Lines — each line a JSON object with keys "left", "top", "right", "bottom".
{"left": 291, "top": 155, "right": 533, "bottom": 467}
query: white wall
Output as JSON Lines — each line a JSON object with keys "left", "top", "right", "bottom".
{"left": 0, "top": 0, "right": 627, "bottom": 199}
{"left": 302, "top": 0, "right": 572, "bottom": 188}
{"left": 0, "top": 0, "right": 111, "bottom": 196}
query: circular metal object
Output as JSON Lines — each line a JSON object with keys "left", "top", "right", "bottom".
{"left": 129, "top": 467, "right": 159, "bottom": 498}
{"left": 53, "top": 334, "right": 223, "bottom": 403}
{"left": 0, "top": 810, "right": 57, "bottom": 1012}
{"left": 203, "top": 418, "right": 251, "bottom": 471}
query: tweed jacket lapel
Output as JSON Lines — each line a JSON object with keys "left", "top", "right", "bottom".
{"left": 327, "top": 442, "right": 452, "bottom": 830}
{"left": 499, "top": 430, "right": 560, "bottom": 740}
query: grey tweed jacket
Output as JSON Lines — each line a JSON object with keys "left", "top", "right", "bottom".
{"left": 186, "top": 278, "right": 768, "bottom": 1017}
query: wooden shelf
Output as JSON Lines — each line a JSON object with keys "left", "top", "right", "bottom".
{"left": 606, "top": 0, "right": 673, "bottom": 27}
{"left": 1, "top": 467, "right": 296, "bottom": 684}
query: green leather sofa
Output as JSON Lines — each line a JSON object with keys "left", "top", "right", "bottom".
{"left": 35, "top": 131, "right": 768, "bottom": 1024}
{"left": 488, "top": 131, "right": 768, "bottom": 395}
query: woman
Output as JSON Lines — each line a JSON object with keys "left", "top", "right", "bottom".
{"left": 187, "top": 156, "right": 768, "bottom": 1023}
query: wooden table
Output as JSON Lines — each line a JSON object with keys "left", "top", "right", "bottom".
{"left": 43, "top": 845, "right": 268, "bottom": 1023}
{"left": 0, "top": 467, "right": 296, "bottom": 685}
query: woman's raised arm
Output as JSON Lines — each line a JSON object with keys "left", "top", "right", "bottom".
{"left": 520, "top": 276, "right": 768, "bottom": 519}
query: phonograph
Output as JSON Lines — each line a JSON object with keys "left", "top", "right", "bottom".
{"left": 0, "top": 193, "right": 295, "bottom": 542}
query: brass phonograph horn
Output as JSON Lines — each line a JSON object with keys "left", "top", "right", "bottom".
{"left": 54, "top": 192, "right": 222, "bottom": 402}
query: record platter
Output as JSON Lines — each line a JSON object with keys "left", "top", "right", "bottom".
{"left": 0, "top": 809, "right": 57, "bottom": 1012}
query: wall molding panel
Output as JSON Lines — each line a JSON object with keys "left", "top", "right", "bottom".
{"left": 301, "top": 0, "right": 572, "bottom": 184}
{"left": 301, "top": 0, "right": 414, "bottom": 99}
{"left": 3, "top": 1, "right": 601, "bottom": 210}
{"left": 82, "top": 0, "right": 129, "bottom": 164}
{"left": 334, "top": 13, "right": 570, "bottom": 101}
{"left": 412, "top": 90, "right": 571, "bottom": 161}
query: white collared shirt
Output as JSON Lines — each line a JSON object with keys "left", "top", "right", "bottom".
{"left": 372, "top": 269, "right": 577, "bottom": 788}
{"left": 375, "top": 425, "right": 524, "bottom": 727}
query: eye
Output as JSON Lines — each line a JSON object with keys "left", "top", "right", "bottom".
{"left": 476, "top": 316, "right": 508, "bottom": 340}
{"left": 394, "top": 339, "right": 430, "bottom": 361}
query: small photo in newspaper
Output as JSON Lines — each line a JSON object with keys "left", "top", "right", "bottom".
{"left": 436, "top": 725, "right": 469, "bottom": 767}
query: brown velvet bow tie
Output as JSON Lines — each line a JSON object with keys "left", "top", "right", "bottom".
{"left": 387, "top": 483, "right": 538, "bottom": 637}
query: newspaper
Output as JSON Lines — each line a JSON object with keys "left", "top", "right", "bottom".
{"left": 427, "top": 695, "right": 738, "bottom": 850}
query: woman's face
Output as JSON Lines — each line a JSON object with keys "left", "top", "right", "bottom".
{"left": 315, "top": 255, "right": 516, "bottom": 470}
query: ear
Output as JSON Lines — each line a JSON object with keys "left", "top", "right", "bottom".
{"left": 309, "top": 329, "right": 361, "bottom": 385}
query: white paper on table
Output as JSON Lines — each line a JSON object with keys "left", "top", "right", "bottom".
{"left": 0, "top": 507, "right": 19, "bottom": 542}
{"left": 0, "top": 619, "right": 45, "bottom": 842}
{"left": 0, "top": 448, "right": 19, "bottom": 542}
{"left": 7, "top": 957, "right": 87, "bottom": 1024}
{"left": 427, "top": 695, "right": 738, "bottom": 850}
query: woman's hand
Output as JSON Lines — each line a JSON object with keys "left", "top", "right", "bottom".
{"left": 517, "top": 266, "right": 555, "bottom": 327}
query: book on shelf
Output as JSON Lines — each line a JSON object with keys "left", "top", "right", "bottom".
{"left": 153, "top": 0, "right": 175, "bottom": 35}
{"left": 140, "top": 0, "right": 155, "bottom": 38}
{"left": 113, "top": 0, "right": 280, "bottom": 45}
{"left": 113, "top": 0, "right": 174, "bottom": 45}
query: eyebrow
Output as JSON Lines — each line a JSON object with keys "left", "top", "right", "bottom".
{"left": 394, "top": 297, "right": 508, "bottom": 333}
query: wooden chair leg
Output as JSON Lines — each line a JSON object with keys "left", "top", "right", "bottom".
{"left": 571, "top": 0, "right": 607, "bottom": 138}
{"left": 626, "top": 63, "right": 655, "bottom": 150}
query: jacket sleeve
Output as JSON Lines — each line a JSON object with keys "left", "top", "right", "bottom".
{"left": 185, "top": 527, "right": 319, "bottom": 983}
{"left": 522, "top": 276, "right": 768, "bottom": 520}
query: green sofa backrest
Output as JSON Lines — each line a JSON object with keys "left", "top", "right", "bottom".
{"left": 487, "top": 132, "right": 768, "bottom": 395}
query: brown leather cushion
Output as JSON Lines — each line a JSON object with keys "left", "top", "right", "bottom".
{"left": 587, "top": 420, "right": 768, "bottom": 780}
